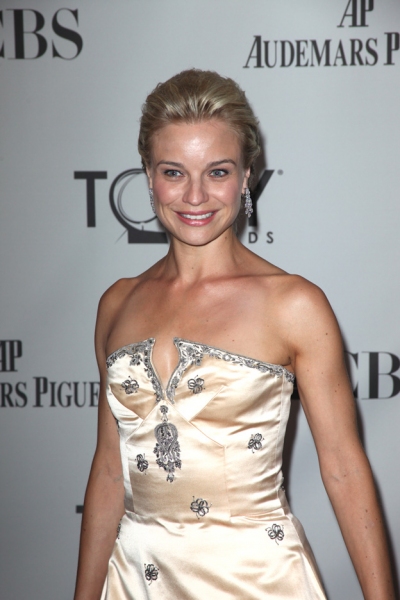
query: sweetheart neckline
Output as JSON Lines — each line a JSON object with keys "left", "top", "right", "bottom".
{"left": 106, "top": 336, "right": 295, "bottom": 384}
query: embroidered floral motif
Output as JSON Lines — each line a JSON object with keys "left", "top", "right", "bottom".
{"left": 130, "top": 353, "right": 142, "bottom": 366}
{"left": 153, "top": 405, "right": 181, "bottom": 482}
{"left": 190, "top": 497, "right": 211, "bottom": 518}
{"left": 187, "top": 376, "right": 205, "bottom": 394}
{"left": 135, "top": 453, "right": 149, "bottom": 473}
{"left": 248, "top": 433, "right": 264, "bottom": 453}
{"left": 266, "top": 524, "right": 285, "bottom": 544}
{"left": 160, "top": 405, "right": 169, "bottom": 420}
{"left": 121, "top": 376, "right": 139, "bottom": 394}
{"left": 106, "top": 340, "right": 163, "bottom": 403}
{"left": 186, "top": 345, "right": 204, "bottom": 365}
{"left": 144, "top": 563, "right": 159, "bottom": 584}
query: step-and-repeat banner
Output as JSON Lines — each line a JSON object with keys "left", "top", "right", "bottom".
{"left": 1, "top": 1, "right": 399, "bottom": 598}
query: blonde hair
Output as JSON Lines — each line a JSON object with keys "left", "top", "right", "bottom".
{"left": 138, "top": 69, "right": 261, "bottom": 179}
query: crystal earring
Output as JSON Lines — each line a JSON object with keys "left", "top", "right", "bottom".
{"left": 243, "top": 187, "right": 253, "bottom": 218}
{"left": 149, "top": 188, "right": 155, "bottom": 214}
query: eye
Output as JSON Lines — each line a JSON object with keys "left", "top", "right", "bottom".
{"left": 164, "top": 169, "right": 182, "bottom": 178}
{"left": 210, "top": 169, "right": 228, "bottom": 178}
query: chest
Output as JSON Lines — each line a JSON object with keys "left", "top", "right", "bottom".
{"left": 107, "top": 282, "right": 291, "bottom": 387}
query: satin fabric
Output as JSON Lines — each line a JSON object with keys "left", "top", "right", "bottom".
{"left": 101, "top": 338, "right": 326, "bottom": 599}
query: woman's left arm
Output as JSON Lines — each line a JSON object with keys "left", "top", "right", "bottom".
{"left": 288, "top": 280, "right": 395, "bottom": 600}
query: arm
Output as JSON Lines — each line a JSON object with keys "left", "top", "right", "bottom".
{"left": 74, "top": 290, "right": 126, "bottom": 600}
{"left": 287, "top": 280, "right": 395, "bottom": 600}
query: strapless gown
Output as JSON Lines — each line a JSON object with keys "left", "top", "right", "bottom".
{"left": 101, "top": 338, "right": 326, "bottom": 599}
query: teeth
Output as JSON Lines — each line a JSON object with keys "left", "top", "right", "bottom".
{"left": 181, "top": 212, "right": 213, "bottom": 220}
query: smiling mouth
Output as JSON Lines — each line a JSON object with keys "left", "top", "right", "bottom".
{"left": 179, "top": 212, "right": 214, "bottom": 221}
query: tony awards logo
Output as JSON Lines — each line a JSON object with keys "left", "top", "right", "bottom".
{"left": 75, "top": 169, "right": 167, "bottom": 244}
{"left": 109, "top": 169, "right": 167, "bottom": 244}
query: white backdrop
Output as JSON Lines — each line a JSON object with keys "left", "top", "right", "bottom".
{"left": 0, "top": 1, "right": 399, "bottom": 598}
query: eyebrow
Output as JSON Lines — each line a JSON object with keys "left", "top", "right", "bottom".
{"left": 156, "top": 159, "right": 237, "bottom": 168}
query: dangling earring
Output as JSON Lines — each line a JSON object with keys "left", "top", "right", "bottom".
{"left": 243, "top": 188, "right": 253, "bottom": 218}
{"left": 149, "top": 188, "right": 155, "bottom": 214}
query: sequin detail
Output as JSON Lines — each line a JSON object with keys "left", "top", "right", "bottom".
{"left": 266, "top": 524, "right": 284, "bottom": 544}
{"left": 153, "top": 405, "right": 181, "bottom": 482}
{"left": 121, "top": 376, "right": 139, "bottom": 394}
{"left": 135, "top": 453, "right": 149, "bottom": 473}
{"left": 144, "top": 563, "right": 159, "bottom": 584}
{"left": 248, "top": 433, "right": 264, "bottom": 453}
{"left": 106, "top": 339, "right": 163, "bottom": 403}
{"left": 190, "top": 497, "right": 211, "bottom": 518}
{"left": 187, "top": 376, "right": 205, "bottom": 394}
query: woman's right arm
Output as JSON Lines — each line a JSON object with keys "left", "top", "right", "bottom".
{"left": 74, "top": 288, "right": 126, "bottom": 600}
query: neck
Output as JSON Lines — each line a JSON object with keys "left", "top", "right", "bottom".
{"left": 159, "top": 226, "right": 248, "bottom": 284}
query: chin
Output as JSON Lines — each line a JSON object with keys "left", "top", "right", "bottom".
{"left": 175, "top": 224, "right": 236, "bottom": 247}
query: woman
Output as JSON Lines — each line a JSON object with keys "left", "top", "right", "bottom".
{"left": 74, "top": 69, "right": 395, "bottom": 599}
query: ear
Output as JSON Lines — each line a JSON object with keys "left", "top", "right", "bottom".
{"left": 242, "top": 167, "right": 251, "bottom": 194}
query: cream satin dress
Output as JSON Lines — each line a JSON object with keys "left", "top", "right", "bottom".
{"left": 101, "top": 338, "right": 326, "bottom": 599}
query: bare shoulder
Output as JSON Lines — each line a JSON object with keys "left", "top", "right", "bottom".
{"left": 249, "top": 255, "right": 329, "bottom": 308}
{"left": 98, "top": 277, "right": 138, "bottom": 317}
{"left": 252, "top": 265, "right": 340, "bottom": 344}
{"left": 270, "top": 273, "right": 332, "bottom": 314}
{"left": 243, "top": 252, "right": 333, "bottom": 318}
{"left": 272, "top": 274, "right": 343, "bottom": 365}
{"left": 95, "top": 277, "right": 140, "bottom": 355}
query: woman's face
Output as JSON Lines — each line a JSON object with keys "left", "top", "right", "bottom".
{"left": 146, "top": 119, "right": 250, "bottom": 247}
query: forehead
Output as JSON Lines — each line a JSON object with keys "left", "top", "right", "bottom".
{"left": 150, "top": 119, "right": 242, "bottom": 160}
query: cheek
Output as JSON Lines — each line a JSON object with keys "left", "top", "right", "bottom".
{"left": 152, "top": 180, "right": 174, "bottom": 204}
{"left": 224, "top": 179, "right": 243, "bottom": 203}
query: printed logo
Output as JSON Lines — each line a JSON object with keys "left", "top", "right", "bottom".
{"left": 346, "top": 351, "right": 400, "bottom": 399}
{"left": 244, "top": 2, "right": 399, "bottom": 68}
{"left": 338, "top": 0, "right": 374, "bottom": 28}
{"left": 0, "top": 340, "right": 22, "bottom": 372}
{"left": 0, "top": 9, "right": 83, "bottom": 59}
{"left": 0, "top": 339, "right": 98, "bottom": 408}
{"left": 109, "top": 169, "right": 167, "bottom": 244}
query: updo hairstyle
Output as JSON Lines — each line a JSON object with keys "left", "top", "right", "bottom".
{"left": 138, "top": 69, "right": 261, "bottom": 182}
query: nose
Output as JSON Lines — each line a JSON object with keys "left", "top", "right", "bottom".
{"left": 182, "top": 179, "right": 208, "bottom": 206}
